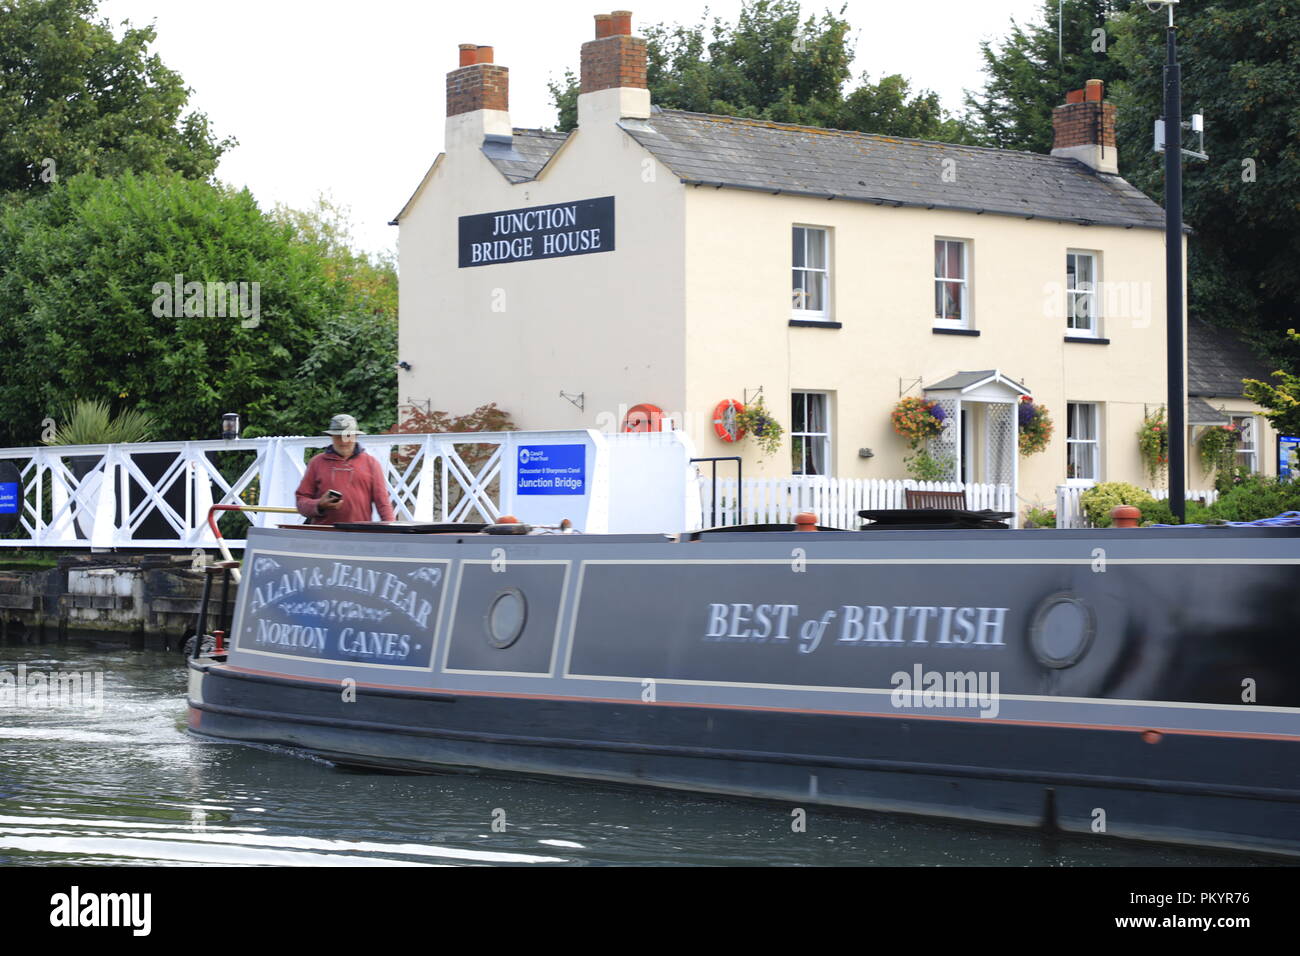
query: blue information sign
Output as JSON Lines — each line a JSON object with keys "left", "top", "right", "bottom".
{"left": 0, "top": 463, "right": 22, "bottom": 534}
{"left": 517, "top": 445, "right": 586, "bottom": 496}
{"left": 1280, "top": 436, "right": 1300, "bottom": 479}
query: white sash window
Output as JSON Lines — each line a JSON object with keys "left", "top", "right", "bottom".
{"left": 1067, "top": 251, "right": 1099, "bottom": 336}
{"left": 792, "top": 227, "right": 830, "bottom": 320}
{"left": 934, "top": 238, "right": 969, "bottom": 329}
{"left": 1066, "top": 402, "right": 1100, "bottom": 482}
{"left": 791, "top": 392, "right": 831, "bottom": 476}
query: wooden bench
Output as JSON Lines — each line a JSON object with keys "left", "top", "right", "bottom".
{"left": 904, "top": 489, "right": 967, "bottom": 510}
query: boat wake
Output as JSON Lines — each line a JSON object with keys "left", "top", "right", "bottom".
{"left": 0, "top": 814, "right": 568, "bottom": 867}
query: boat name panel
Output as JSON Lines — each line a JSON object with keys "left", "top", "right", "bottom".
{"left": 234, "top": 552, "right": 449, "bottom": 669}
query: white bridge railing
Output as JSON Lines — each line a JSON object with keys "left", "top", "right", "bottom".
{"left": 697, "top": 478, "right": 1014, "bottom": 529}
{"left": 0, "top": 433, "right": 516, "bottom": 549}
{"left": 1055, "top": 484, "right": 1220, "bottom": 529}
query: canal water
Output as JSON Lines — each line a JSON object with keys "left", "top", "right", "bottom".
{"left": 0, "top": 643, "right": 1276, "bottom": 867}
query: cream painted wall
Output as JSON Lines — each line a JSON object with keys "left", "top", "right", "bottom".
{"left": 399, "top": 97, "right": 1199, "bottom": 517}
{"left": 397, "top": 93, "right": 686, "bottom": 436}
{"left": 682, "top": 186, "right": 1184, "bottom": 511}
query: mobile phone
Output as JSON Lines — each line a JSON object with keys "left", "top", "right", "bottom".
{"left": 325, "top": 489, "right": 342, "bottom": 501}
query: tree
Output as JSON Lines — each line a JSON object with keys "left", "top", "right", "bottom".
{"left": 1244, "top": 331, "right": 1300, "bottom": 436}
{"left": 273, "top": 195, "right": 398, "bottom": 320}
{"left": 968, "top": 1, "right": 1300, "bottom": 370}
{"left": 0, "top": 0, "right": 232, "bottom": 194}
{"left": 1109, "top": 0, "right": 1300, "bottom": 369}
{"left": 964, "top": 0, "right": 1127, "bottom": 153}
{"left": 0, "top": 172, "right": 396, "bottom": 444}
{"left": 548, "top": 0, "right": 974, "bottom": 141}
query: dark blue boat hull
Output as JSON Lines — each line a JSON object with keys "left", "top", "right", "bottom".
{"left": 189, "top": 658, "right": 1300, "bottom": 858}
{"left": 187, "top": 524, "right": 1300, "bottom": 857}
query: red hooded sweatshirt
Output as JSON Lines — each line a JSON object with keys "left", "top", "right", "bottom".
{"left": 295, "top": 446, "right": 396, "bottom": 524}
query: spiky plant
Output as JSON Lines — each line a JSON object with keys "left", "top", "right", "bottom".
{"left": 43, "top": 400, "right": 155, "bottom": 445}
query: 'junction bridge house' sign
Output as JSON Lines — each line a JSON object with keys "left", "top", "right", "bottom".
{"left": 459, "top": 197, "right": 615, "bottom": 267}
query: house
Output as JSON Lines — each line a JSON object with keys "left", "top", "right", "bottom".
{"left": 1186, "top": 317, "right": 1284, "bottom": 482}
{"left": 393, "top": 10, "right": 1191, "bottom": 514}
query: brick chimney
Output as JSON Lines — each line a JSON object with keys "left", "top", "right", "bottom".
{"left": 578, "top": 10, "right": 650, "bottom": 126}
{"left": 1051, "top": 79, "right": 1117, "bottom": 174}
{"left": 446, "top": 43, "right": 511, "bottom": 150}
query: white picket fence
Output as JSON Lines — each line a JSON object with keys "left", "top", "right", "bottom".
{"left": 1055, "top": 485, "right": 1220, "bottom": 529}
{"left": 697, "top": 477, "right": 1014, "bottom": 529}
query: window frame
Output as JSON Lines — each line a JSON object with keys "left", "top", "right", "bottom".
{"left": 1066, "top": 250, "right": 1101, "bottom": 337}
{"left": 791, "top": 226, "right": 831, "bottom": 322}
{"left": 1232, "top": 414, "right": 1258, "bottom": 473}
{"left": 933, "top": 237, "right": 971, "bottom": 330}
{"left": 1065, "top": 401, "right": 1101, "bottom": 485}
{"left": 791, "top": 391, "right": 832, "bottom": 477}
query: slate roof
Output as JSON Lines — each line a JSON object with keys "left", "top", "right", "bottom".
{"left": 477, "top": 109, "right": 1168, "bottom": 229}
{"left": 616, "top": 108, "right": 1169, "bottom": 230}
{"left": 1187, "top": 317, "right": 1273, "bottom": 397}
{"left": 481, "top": 128, "right": 569, "bottom": 183}
{"left": 1188, "top": 397, "right": 1230, "bottom": 426}
{"left": 925, "top": 370, "right": 1030, "bottom": 395}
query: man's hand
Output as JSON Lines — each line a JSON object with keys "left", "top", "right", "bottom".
{"left": 318, "top": 495, "right": 343, "bottom": 513}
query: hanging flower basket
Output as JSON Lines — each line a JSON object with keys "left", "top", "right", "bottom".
{"left": 734, "top": 396, "right": 784, "bottom": 457}
{"left": 1137, "top": 407, "right": 1169, "bottom": 482}
{"left": 1198, "top": 422, "right": 1239, "bottom": 477}
{"left": 1017, "top": 396, "right": 1053, "bottom": 456}
{"left": 891, "top": 397, "right": 946, "bottom": 448}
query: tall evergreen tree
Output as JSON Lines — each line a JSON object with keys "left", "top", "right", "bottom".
{"left": 964, "top": 0, "right": 1128, "bottom": 153}
{"left": 1110, "top": 0, "right": 1300, "bottom": 368}
{"left": 549, "top": 0, "right": 974, "bottom": 142}
{"left": 970, "top": 1, "right": 1300, "bottom": 370}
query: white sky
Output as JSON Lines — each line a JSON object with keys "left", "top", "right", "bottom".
{"left": 96, "top": 0, "right": 1048, "bottom": 256}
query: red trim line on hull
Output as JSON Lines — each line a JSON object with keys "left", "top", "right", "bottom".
{"left": 208, "top": 664, "right": 1300, "bottom": 743}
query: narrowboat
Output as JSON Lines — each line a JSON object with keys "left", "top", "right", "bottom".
{"left": 185, "top": 515, "right": 1300, "bottom": 857}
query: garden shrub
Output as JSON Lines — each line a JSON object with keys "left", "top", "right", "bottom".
{"left": 1079, "top": 482, "right": 1156, "bottom": 528}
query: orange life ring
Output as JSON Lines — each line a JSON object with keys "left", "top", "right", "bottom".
{"left": 623, "top": 403, "right": 664, "bottom": 433}
{"left": 713, "top": 399, "right": 745, "bottom": 442}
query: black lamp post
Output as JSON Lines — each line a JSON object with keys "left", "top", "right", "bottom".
{"left": 1152, "top": 0, "right": 1186, "bottom": 521}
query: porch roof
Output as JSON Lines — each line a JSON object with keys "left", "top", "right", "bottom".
{"left": 1188, "top": 397, "right": 1230, "bottom": 426}
{"left": 924, "top": 370, "right": 1030, "bottom": 397}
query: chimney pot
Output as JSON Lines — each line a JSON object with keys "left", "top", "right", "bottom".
{"left": 447, "top": 46, "right": 509, "bottom": 118}
{"left": 1051, "top": 80, "right": 1117, "bottom": 173}
{"left": 580, "top": 12, "right": 647, "bottom": 95}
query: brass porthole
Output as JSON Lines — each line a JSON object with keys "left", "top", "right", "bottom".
{"left": 485, "top": 588, "right": 527, "bottom": 649}
{"left": 1029, "top": 593, "right": 1095, "bottom": 669}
